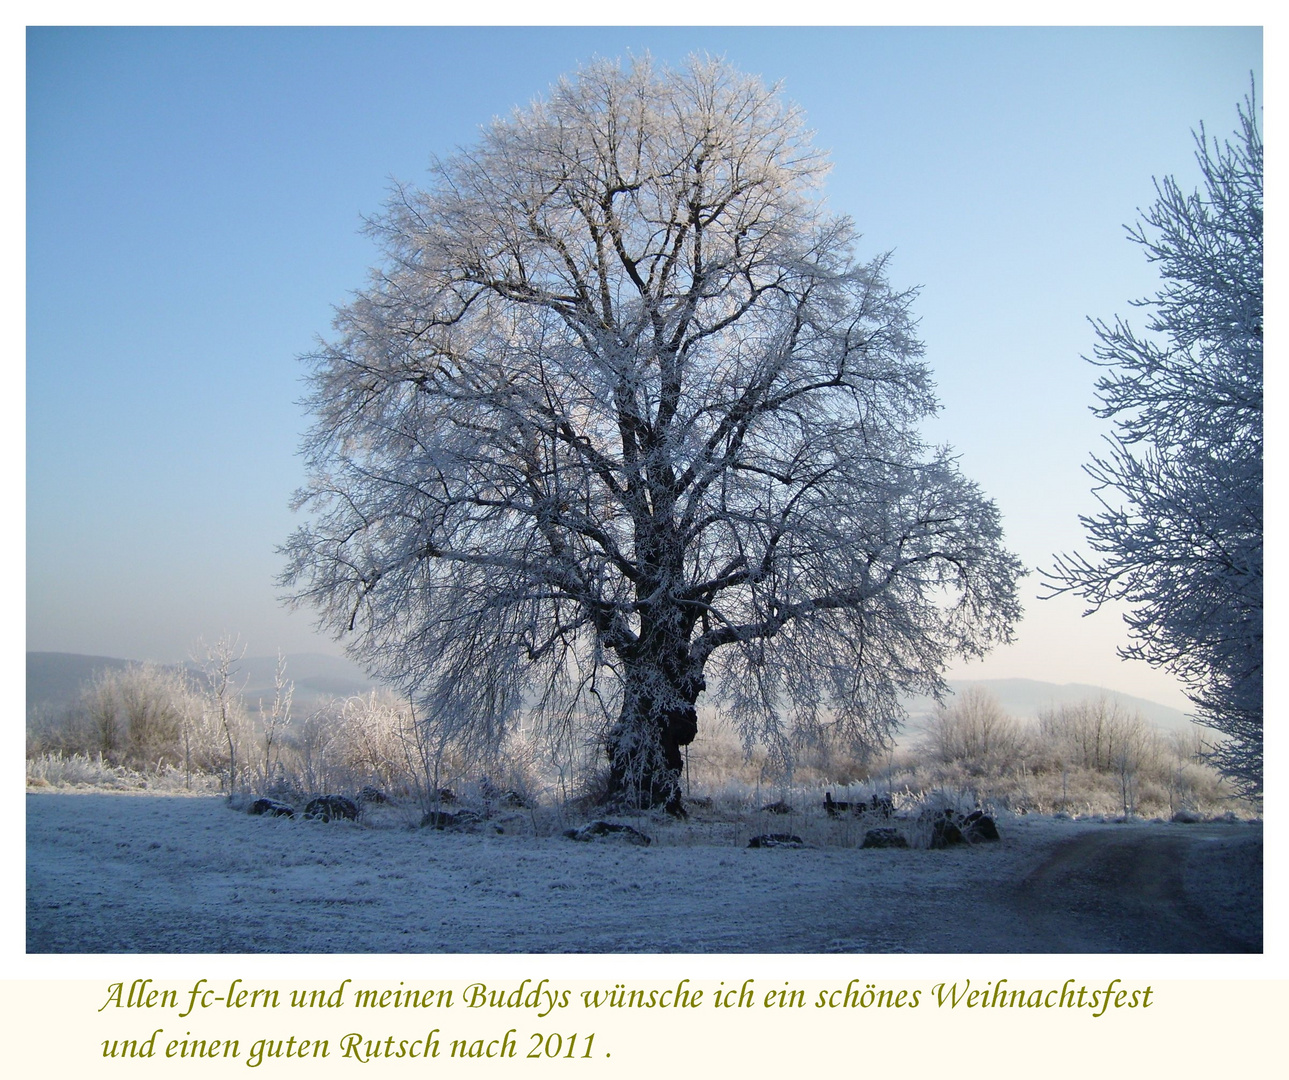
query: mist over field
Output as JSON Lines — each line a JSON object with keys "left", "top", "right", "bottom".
{"left": 26, "top": 651, "right": 1194, "bottom": 733}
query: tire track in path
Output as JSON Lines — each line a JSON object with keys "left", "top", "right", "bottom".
{"left": 1010, "top": 825, "right": 1261, "bottom": 953}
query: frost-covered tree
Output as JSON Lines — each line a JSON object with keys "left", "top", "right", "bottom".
{"left": 281, "top": 56, "right": 1022, "bottom": 810}
{"left": 195, "top": 636, "right": 250, "bottom": 796}
{"left": 1045, "top": 92, "right": 1262, "bottom": 797}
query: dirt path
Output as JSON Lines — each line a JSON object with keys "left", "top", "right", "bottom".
{"left": 1009, "top": 824, "right": 1262, "bottom": 952}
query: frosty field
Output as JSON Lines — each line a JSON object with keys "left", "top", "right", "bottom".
{"left": 26, "top": 792, "right": 1260, "bottom": 953}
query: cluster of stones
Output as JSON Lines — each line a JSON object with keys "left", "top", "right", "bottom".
{"left": 248, "top": 797, "right": 295, "bottom": 818}
{"left": 303, "top": 795, "right": 360, "bottom": 822}
{"left": 420, "top": 785, "right": 529, "bottom": 831}
{"left": 860, "top": 828, "right": 908, "bottom": 849}
{"left": 246, "top": 781, "right": 533, "bottom": 832}
{"left": 563, "top": 821, "right": 652, "bottom": 846}
{"left": 747, "top": 833, "right": 805, "bottom": 848}
{"left": 246, "top": 789, "right": 380, "bottom": 823}
{"left": 479, "top": 777, "right": 532, "bottom": 810}
{"left": 421, "top": 808, "right": 484, "bottom": 830}
{"left": 248, "top": 785, "right": 1001, "bottom": 855}
{"left": 757, "top": 792, "right": 898, "bottom": 818}
{"left": 924, "top": 808, "right": 1001, "bottom": 848}
{"left": 738, "top": 801, "right": 1002, "bottom": 852}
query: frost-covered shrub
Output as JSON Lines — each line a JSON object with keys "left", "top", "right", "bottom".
{"left": 27, "top": 663, "right": 211, "bottom": 772}
{"left": 921, "top": 688, "right": 1030, "bottom": 777}
{"left": 273, "top": 690, "right": 548, "bottom": 811}
{"left": 1036, "top": 698, "right": 1151, "bottom": 773}
{"left": 280, "top": 693, "right": 414, "bottom": 798}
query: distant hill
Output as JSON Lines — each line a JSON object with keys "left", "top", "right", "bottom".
{"left": 26, "top": 651, "right": 387, "bottom": 716}
{"left": 26, "top": 652, "right": 134, "bottom": 713}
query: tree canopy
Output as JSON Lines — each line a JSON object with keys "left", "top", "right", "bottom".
{"left": 1045, "top": 91, "right": 1262, "bottom": 797}
{"left": 281, "top": 56, "right": 1022, "bottom": 808}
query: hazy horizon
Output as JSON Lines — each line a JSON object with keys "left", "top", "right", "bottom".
{"left": 25, "top": 647, "right": 1199, "bottom": 743}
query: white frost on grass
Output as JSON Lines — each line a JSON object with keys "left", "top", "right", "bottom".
{"left": 26, "top": 792, "right": 1260, "bottom": 954}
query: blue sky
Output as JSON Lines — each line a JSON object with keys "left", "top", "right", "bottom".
{"left": 25, "top": 26, "right": 1262, "bottom": 709}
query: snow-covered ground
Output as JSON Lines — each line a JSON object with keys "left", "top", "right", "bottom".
{"left": 26, "top": 792, "right": 1261, "bottom": 953}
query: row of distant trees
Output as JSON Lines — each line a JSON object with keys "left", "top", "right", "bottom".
{"left": 28, "top": 653, "right": 1238, "bottom": 818}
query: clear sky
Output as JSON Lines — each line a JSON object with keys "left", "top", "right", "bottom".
{"left": 25, "top": 25, "right": 1262, "bottom": 710}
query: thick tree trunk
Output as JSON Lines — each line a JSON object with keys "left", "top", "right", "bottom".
{"left": 604, "top": 665, "right": 702, "bottom": 814}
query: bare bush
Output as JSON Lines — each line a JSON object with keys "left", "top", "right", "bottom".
{"left": 922, "top": 688, "right": 1029, "bottom": 777}
{"left": 28, "top": 663, "right": 205, "bottom": 771}
{"left": 1037, "top": 698, "right": 1150, "bottom": 772}
{"left": 252, "top": 651, "right": 294, "bottom": 794}
{"left": 194, "top": 636, "right": 253, "bottom": 795}
{"left": 884, "top": 694, "right": 1249, "bottom": 818}
{"left": 280, "top": 690, "right": 460, "bottom": 805}
{"left": 332, "top": 693, "right": 410, "bottom": 792}
{"left": 26, "top": 701, "right": 95, "bottom": 760}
